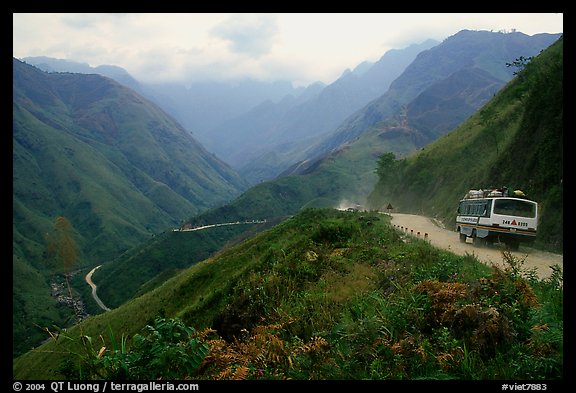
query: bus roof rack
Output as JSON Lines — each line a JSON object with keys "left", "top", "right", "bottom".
{"left": 464, "top": 188, "right": 529, "bottom": 200}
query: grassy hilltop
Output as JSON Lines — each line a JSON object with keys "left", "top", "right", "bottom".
{"left": 13, "top": 209, "right": 562, "bottom": 380}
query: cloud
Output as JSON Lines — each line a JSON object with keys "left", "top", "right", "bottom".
{"left": 13, "top": 13, "right": 562, "bottom": 86}
{"left": 60, "top": 13, "right": 132, "bottom": 29}
{"left": 210, "top": 14, "right": 279, "bottom": 58}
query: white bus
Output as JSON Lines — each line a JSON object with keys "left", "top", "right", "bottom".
{"left": 456, "top": 189, "right": 538, "bottom": 250}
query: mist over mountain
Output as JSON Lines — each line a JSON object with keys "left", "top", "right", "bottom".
{"left": 22, "top": 56, "right": 309, "bottom": 152}
{"left": 13, "top": 29, "right": 562, "bottom": 361}
{"left": 22, "top": 56, "right": 143, "bottom": 93}
{"left": 289, "top": 30, "right": 562, "bottom": 173}
{"left": 13, "top": 34, "right": 563, "bottom": 381}
{"left": 215, "top": 39, "right": 440, "bottom": 182}
{"left": 21, "top": 40, "right": 440, "bottom": 184}
{"left": 22, "top": 31, "right": 560, "bottom": 187}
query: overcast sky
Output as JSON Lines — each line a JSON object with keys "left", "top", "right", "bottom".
{"left": 13, "top": 13, "right": 563, "bottom": 87}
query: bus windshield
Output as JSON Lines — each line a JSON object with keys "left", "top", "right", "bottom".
{"left": 493, "top": 199, "right": 536, "bottom": 218}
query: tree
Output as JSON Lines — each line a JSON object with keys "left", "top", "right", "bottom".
{"left": 506, "top": 55, "right": 534, "bottom": 76}
{"left": 53, "top": 216, "right": 77, "bottom": 273}
{"left": 45, "top": 216, "right": 78, "bottom": 316}
{"left": 375, "top": 152, "right": 398, "bottom": 181}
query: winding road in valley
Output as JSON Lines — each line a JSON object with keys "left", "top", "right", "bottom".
{"left": 85, "top": 220, "right": 268, "bottom": 311}
{"left": 389, "top": 213, "right": 563, "bottom": 280}
{"left": 84, "top": 214, "right": 561, "bottom": 310}
{"left": 173, "top": 219, "right": 267, "bottom": 232}
{"left": 85, "top": 265, "right": 111, "bottom": 311}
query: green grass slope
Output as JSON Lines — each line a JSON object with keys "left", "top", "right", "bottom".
{"left": 91, "top": 35, "right": 564, "bottom": 314}
{"left": 368, "top": 36, "right": 563, "bottom": 252}
{"left": 13, "top": 58, "right": 248, "bottom": 262}
{"left": 92, "top": 135, "right": 416, "bottom": 310}
{"left": 12, "top": 59, "right": 248, "bottom": 357}
{"left": 13, "top": 208, "right": 563, "bottom": 380}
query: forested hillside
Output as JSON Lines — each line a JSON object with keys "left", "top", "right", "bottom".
{"left": 13, "top": 59, "right": 248, "bottom": 356}
{"left": 368, "top": 36, "right": 563, "bottom": 252}
{"left": 91, "top": 32, "right": 564, "bottom": 311}
{"left": 13, "top": 209, "right": 563, "bottom": 380}
{"left": 296, "top": 31, "right": 560, "bottom": 170}
{"left": 13, "top": 36, "right": 563, "bottom": 381}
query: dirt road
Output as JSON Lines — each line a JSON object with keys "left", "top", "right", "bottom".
{"left": 85, "top": 265, "right": 111, "bottom": 311}
{"left": 389, "top": 213, "right": 563, "bottom": 280}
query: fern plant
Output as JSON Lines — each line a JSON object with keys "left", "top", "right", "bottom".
{"left": 60, "top": 317, "right": 210, "bottom": 379}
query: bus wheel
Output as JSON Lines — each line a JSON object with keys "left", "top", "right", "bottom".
{"left": 473, "top": 234, "right": 486, "bottom": 247}
{"left": 459, "top": 233, "right": 467, "bottom": 243}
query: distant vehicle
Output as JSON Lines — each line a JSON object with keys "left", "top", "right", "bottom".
{"left": 346, "top": 203, "right": 363, "bottom": 212}
{"left": 456, "top": 188, "right": 538, "bottom": 250}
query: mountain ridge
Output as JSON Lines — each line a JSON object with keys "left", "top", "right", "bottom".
{"left": 12, "top": 33, "right": 563, "bottom": 379}
{"left": 12, "top": 29, "right": 562, "bottom": 360}
{"left": 367, "top": 35, "right": 563, "bottom": 251}
{"left": 88, "top": 32, "right": 564, "bottom": 312}
{"left": 294, "top": 31, "right": 561, "bottom": 170}
{"left": 231, "top": 39, "right": 440, "bottom": 182}
{"left": 12, "top": 58, "right": 248, "bottom": 357}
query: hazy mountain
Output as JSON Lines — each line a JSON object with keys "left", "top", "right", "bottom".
{"left": 145, "top": 78, "right": 306, "bottom": 141}
{"left": 21, "top": 56, "right": 309, "bottom": 156}
{"left": 241, "top": 31, "right": 558, "bottom": 183}
{"left": 299, "top": 30, "right": 561, "bottom": 163}
{"left": 12, "top": 58, "right": 248, "bottom": 356}
{"left": 22, "top": 39, "right": 441, "bottom": 185}
{"left": 13, "top": 35, "right": 563, "bottom": 381}
{"left": 211, "top": 39, "right": 440, "bottom": 182}
{"left": 367, "top": 35, "right": 563, "bottom": 251}
{"left": 22, "top": 56, "right": 143, "bottom": 93}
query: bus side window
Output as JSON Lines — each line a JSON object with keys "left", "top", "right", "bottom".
{"left": 485, "top": 200, "right": 492, "bottom": 217}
